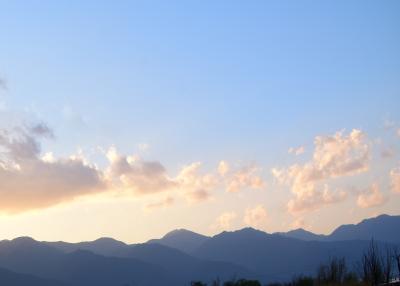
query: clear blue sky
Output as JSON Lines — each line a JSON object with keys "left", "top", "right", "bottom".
{"left": 0, "top": 1, "right": 399, "bottom": 242}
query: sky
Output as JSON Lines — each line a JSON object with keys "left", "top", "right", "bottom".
{"left": 0, "top": 0, "right": 399, "bottom": 243}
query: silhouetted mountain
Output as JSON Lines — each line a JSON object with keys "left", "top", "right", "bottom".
{"left": 116, "top": 242, "right": 254, "bottom": 283}
{"left": 0, "top": 237, "right": 250, "bottom": 285}
{"left": 328, "top": 214, "right": 400, "bottom": 243}
{"left": 46, "top": 237, "right": 127, "bottom": 256}
{"left": 193, "top": 227, "right": 381, "bottom": 281}
{"left": 275, "top": 228, "right": 326, "bottom": 241}
{"left": 147, "top": 228, "right": 209, "bottom": 253}
{"left": 0, "top": 238, "right": 171, "bottom": 286}
{"left": 1, "top": 214, "right": 399, "bottom": 284}
{"left": 274, "top": 214, "right": 400, "bottom": 243}
{"left": 0, "top": 267, "right": 66, "bottom": 286}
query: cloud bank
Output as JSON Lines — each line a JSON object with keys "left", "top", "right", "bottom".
{"left": 0, "top": 124, "right": 105, "bottom": 213}
{"left": 273, "top": 129, "right": 370, "bottom": 214}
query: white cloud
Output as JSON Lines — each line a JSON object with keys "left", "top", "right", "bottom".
{"left": 243, "top": 205, "right": 268, "bottom": 228}
{"left": 288, "top": 146, "right": 305, "bottom": 156}
{"left": 176, "top": 162, "right": 217, "bottom": 203}
{"left": 226, "top": 165, "right": 265, "bottom": 193}
{"left": 273, "top": 129, "right": 370, "bottom": 214}
{"left": 390, "top": 166, "right": 400, "bottom": 194}
{"left": 106, "top": 146, "right": 176, "bottom": 195}
{"left": 217, "top": 160, "right": 230, "bottom": 176}
{"left": 357, "top": 184, "right": 386, "bottom": 208}
{"left": 212, "top": 211, "right": 237, "bottom": 230}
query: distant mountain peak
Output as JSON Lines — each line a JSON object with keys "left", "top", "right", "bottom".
{"left": 163, "top": 229, "right": 202, "bottom": 238}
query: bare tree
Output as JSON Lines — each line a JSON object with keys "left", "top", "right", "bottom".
{"left": 382, "top": 246, "right": 394, "bottom": 284}
{"left": 393, "top": 247, "right": 400, "bottom": 281}
{"left": 361, "top": 239, "right": 383, "bottom": 286}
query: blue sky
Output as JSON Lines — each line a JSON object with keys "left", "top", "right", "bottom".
{"left": 0, "top": 1, "right": 399, "bottom": 242}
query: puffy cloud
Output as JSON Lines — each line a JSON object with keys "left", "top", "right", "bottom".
{"left": 218, "top": 160, "right": 230, "bottom": 176}
{"left": 144, "top": 196, "right": 174, "bottom": 211}
{"left": 273, "top": 129, "right": 370, "bottom": 214}
{"left": 356, "top": 184, "right": 386, "bottom": 208}
{"left": 176, "top": 162, "right": 218, "bottom": 203}
{"left": 287, "top": 184, "right": 347, "bottom": 214}
{"left": 0, "top": 125, "right": 105, "bottom": 214}
{"left": 106, "top": 146, "right": 177, "bottom": 195}
{"left": 212, "top": 211, "right": 237, "bottom": 230}
{"left": 225, "top": 165, "right": 265, "bottom": 193}
{"left": 243, "top": 205, "right": 268, "bottom": 228}
{"left": 390, "top": 166, "right": 400, "bottom": 194}
{"left": 288, "top": 146, "right": 305, "bottom": 156}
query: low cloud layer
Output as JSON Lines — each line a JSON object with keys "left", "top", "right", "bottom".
{"left": 273, "top": 129, "right": 370, "bottom": 214}
{"left": 0, "top": 124, "right": 105, "bottom": 213}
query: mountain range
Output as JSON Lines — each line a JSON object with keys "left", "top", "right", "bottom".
{"left": 0, "top": 214, "right": 399, "bottom": 285}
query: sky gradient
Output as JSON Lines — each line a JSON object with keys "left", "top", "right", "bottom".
{"left": 0, "top": 0, "right": 400, "bottom": 243}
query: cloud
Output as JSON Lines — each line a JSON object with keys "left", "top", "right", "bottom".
{"left": 144, "top": 196, "right": 174, "bottom": 211}
{"left": 288, "top": 146, "right": 305, "bottom": 156}
{"left": 176, "top": 162, "right": 217, "bottom": 203}
{"left": 356, "top": 184, "right": 386, "bottom": 208}
{"left": 290, "top": 217, "right": 307, "bottom": 230}
{"left": 218, "top": 160, "right": 230, "bottom": 176}
{"left": 0, "top": 124, "right": 105, "bottom": 214}
{"left": 29, "top": 123, "right": 55, "bottom": 139}
{"left": 212, "top": 211, "right": 237, "bottom": 230}
{"left": 225, "top": 165, "right": 265, "bottom": 193}
{"left": 273, "top": 129, "right": 370, "bottom": 214}
{"left": 397, "top": 128, "right": 400, "bottom": 138}
{"left": 0, "top": 77, "right": 7, "bottom": 90}
{"left": 243, "top": 205, "right": 268, "bottom": 228}
{"left": 390, "top": 166, "right": 400, "bottom": 194}
{"left": 287, "top": 184, "right": 347, "bottom": 214}
{"left": 106, "top": 146, "right": 177, "bottom": 195}
{"left": 137, "top": 143, "right": 149, "bottom": 152}
{"left": 381, "top": 147, "right": 395, "bottom": 159}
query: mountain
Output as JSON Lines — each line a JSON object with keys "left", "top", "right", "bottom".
{"left": 46, "top": 237, "right": 127, "bottom": 256}
{"left": 147, "top": 228, "right": 209, "bottom": 253}
{"left": 275, "top": 228, "right": 326, "bottom": 241}
{"left": 0, "top": 236, "right": 251, "bottom": 285}
{"left": 193, "top": 227, "right": 379, "bottom": 282}
{"left": 328, "top": 214, "right": 400, "bottom": 243}
{"left": 0, "top": 237, "right": 172, "bottom": 286}
{"left": 274, "top": 214, "right": 400, "bottom": 243}
{"left": 116, "top": 242, "right": 254, "bottom": 283}
{"left": 0, "top": 267, "right": 66, "bottom": 286}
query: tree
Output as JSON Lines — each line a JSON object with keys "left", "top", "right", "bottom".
{"left": 316, "top": 257, "right": 347, "bottom": 285}
{"left": 361, "top": 239, "right": 383, "bottom": 286}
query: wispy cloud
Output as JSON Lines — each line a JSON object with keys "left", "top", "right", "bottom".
{"left": 144, "top": 196, "right": 174, "bottom": 211}
{"left": 288, "top": 146, "right": 305, "bottom": 156}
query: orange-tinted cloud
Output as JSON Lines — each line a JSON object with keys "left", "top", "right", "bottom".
{"left": 273, "top": 129, "right": 370, "bottom": 214}
{"left": 0, "top": 125, "right": 105, "bottom": 214}
{"left": 356, "top": 184, "right": 386, "bottom": 208}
